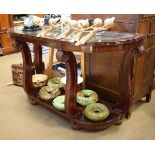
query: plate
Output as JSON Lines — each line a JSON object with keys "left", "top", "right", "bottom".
{"left": 61, "top": 76, "right": 83, "bottom": 84}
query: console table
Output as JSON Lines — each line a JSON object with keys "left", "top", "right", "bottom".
{"left": 9, "top": 26, "right": 144, "bottom": 130}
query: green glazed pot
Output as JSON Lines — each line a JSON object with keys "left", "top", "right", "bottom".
{"left": 52, "top": 95, "right": 65, "bottom": 111}
{"left": 32, "top": 74, "right": 47, "bottom": 88}
{"left": 84, "top": 103, "right": 109, "bottom": 122}
{"left": 39, "top": 86, "right": 61, "bottom": 101}
{"left": 76, "top": 89, "right": 98, "bottom": 106}
{"left": 48, "top": 77, "right": 64, "bottom": 89}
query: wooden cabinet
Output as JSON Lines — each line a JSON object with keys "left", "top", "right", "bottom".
{"left": 150, "top": 19, "right": 155, "bottom": 46}
{"left": 133, "top": 18, "right": 155, "bottom": 101}
{"left": 0, "top": 14, "right": 17, "bottom": 55}
{"left": 149, "top": 19, "right": 155, "bottom": 89}
{"left": 0, "top": 14, "right": 45, "bottom": 55}
{"left": 72, "top": 14, "right": 155, "bottom": 106}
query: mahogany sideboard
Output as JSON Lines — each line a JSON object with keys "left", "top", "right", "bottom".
{"left": 72, "top": 14, "right": 155, "bottom": 107}
{"left": 0, "top": 15, "right": 17, "bottom": 55}
{"left": 9, "top": 26, "right": 145, "bottom": 130}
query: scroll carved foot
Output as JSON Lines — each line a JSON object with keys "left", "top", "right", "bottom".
{"left": 56, "top": 50, "right": 79, "bottom": 117}
{"left": 146, "top": 93, "right": 151, "bottom": 103}
{"left": 71, "top": 122, "right": 81, "bottom": 130}
{"left": 125, "top": 110, "right": 131, "bottom": 119}
{"left": 30, "top": 98, "right": 38, "bottom": 105}
{"left": 115, "top": 121, "right": 122, "bottom": 126}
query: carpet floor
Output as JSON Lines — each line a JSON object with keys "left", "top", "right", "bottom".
{"left": 0, "top": 52, "right": 155, "bottom": 140}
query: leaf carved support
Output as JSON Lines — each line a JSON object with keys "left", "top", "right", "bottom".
{"left": 56, "top": 50, "right": 80, "bottom": 119}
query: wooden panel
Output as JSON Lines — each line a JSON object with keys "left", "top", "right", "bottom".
{"left": 0, "top": 14, "right": 10, "bottom": 31}
{"left": 137, "top": 20, "right": 150, "bottom": 48}
{"left": 71, "top": 14, "right": 138, "bottom": 21}
{"left": 133, "top": 52, "right": 155, "bottom": 96}
{"left": 133, "top": 19, "right": 155, "bottom": 95}
{"left": 149, "top": 19, "right": 155, "bottom": 89}
{"left": 138, "top": 20, "right": 150, "bottom": 38}
{"left": 1, "top": 33, "right": 13, "bottom": 48}
{"left": 89, "top": 51, "right": 122, "bottom": 92}
{"left": 86, "top": 48, "right": 124, "bottom": 101}
{"left": 149, "top": 19, "right": 155, "bottom": 47}
{"left": 110, "top": 22, "right": 136, "bottom": 32}
{"left": 0, "top": 14, "right": 16, "bottom": 54}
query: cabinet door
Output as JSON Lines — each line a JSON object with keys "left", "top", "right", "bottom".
{"left": 149, "top": 19, "right": 155, "bottom": 47}
{"left": 0, "top": 14, "right": 16, "bottom": 55}
{"left": 149, "top": 19, "right": 155, "bottom": 89}
{"left": 137, "top": 20, "right": 150, "bottom": 48}
{"left": 133, "top": 20, "right": 151, "bottom": 99}
{"left": 0, "top": 14, "right": 10, "bottom": 31}
{"left": 0, "top": 32, "right": 16, "bottom": 55}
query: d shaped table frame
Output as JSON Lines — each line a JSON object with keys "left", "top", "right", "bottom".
{"left": 9, "top": 27, "right": 144, "bottom": 130}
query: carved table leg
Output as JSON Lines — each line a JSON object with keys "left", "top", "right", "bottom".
{"left": 18, "top": 41, "right": 39, "bottom": 105}
{"left": 56, "top": 50, "right": 80, "bottom": 125}
{"left": 46, "top": 48, "right": 54, "bottom": 79}
{"left": 28, "top": 95, "right": 38, "bottom": 105}
{"left": 20, "top": 41, "right": 34, "bottom": 95}
{"left": 81, "top": 52, "right": 86, "bottom": 89}
{"left": 33, "top": 44, "right": 45, "bottom": 74}
{"left": 146, "top": 85, "right": 152, "bottom": 103}
{"left": 146, "top": 94, "right": 151, "bottom": 103}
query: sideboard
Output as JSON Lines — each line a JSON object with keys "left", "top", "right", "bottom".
{"left": 9, "top": 26, "right": 145, "bottom": 130}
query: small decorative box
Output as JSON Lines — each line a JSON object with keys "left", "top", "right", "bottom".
{"left": 11, "top": 64, "right": 23, "bottom": 87}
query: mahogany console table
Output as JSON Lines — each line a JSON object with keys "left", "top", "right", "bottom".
{"left": 9, "top": 26, "right": 144, "bottom": 130}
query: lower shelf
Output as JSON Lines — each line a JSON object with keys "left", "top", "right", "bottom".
{"left": 73, "top": 110, "right": 122, "bottom": 130}
{"left": 29, "top": 95, "right": 68, "bottom": 119}
{"left": 28, "top": 93, "right": 123, "bottom": 130}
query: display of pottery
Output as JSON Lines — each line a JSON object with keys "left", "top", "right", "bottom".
{"left": 32, "top": 74, "right": 48, "bottom": 88}
{"left": 52, "top": 95, "right": 65, "bottom": 111}
{"left": 38, "top": 86, "right": 61, "bottom": 101}
{"left": 84, "top": 103, "right": 109, "bottom": 122}
{"left": 76, "top": 89, "right": 98, "bottom": 106}
{"left": 48, "top": 77, "right": 65, "bottom": 89}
